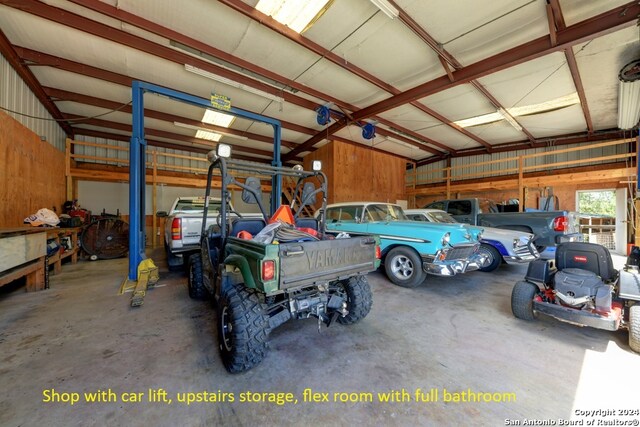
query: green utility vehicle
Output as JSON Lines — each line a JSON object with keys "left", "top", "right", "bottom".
{"left": 188, "top": 145, "right": 380, "bottom": 373}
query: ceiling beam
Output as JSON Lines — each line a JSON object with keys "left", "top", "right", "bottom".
{"left": 72, "top": 128, "right": 262, "bottom": 163}
{"left": 15, "top": 47, "right": 315, "bottom": 141}
{"left": 0, "top": 28, "right": 74, "bottom": 136}
{"left": 415, "top": 129, "right": 628, "bottom": 167}
{"left": 43, "top": 86, "right": 299, "bottom": 149}
{"left": 547, "top": 0, "right": 594, "bottom": 134}
{"left": 5, "top": 1, "right": 442, "bottom": 157}
{"left": 389, "top": 0, "right": 539, "bottom": 145}
{"left": 283, "top": 1, "right": 639, "bottom": 161}
{"left": 217, "top": 0, "right": 490, "bottom": 151}
{"left": 63, "top": 114, "right": 276, "bottom": 158}
{"left": 64, "top": 0, "right": 447, "bottom": 156}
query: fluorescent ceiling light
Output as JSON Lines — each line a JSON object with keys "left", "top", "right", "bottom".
{"left": 618, "top": 60, "right": 640, "bottom": 130}
{"left": 195, "top": 129, "right": 222, "bottom": 142}
{"left": 185, "top": 64, "right": 284, "bottom": 103}
{"left": 455, "top": 111, "right": 503, "bottom": 128}
{"left": 173, "top": 122, "right": 248, "bottom": 141}
{"left": 386, "top": 136, "right": 420, "bottom": 150}
{"left": 256, "top": 0, "right": 331, "bottom": 33}
{"left": 454, "top": 92, "right": 580, "bottom": 129}
{"left": 202, "top": 109, "right": 234, "bottom": 127}
{"left": 618, "top": 81, "right": 640, "bottom": 129}
{"left": 370, "top": 0, "right": 399, "bottom": 19}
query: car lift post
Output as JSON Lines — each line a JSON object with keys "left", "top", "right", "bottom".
{"left": 124, "top": 81, "right": 282, "bottom": 306}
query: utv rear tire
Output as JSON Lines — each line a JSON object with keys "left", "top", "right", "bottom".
{"left": 218, "top": 282, "right": 270, "bottom": 373}
{"left": 629, "top": 304, "right": 640, "bottom": 353}
{"left": 384, "top": 247, "right": 425, "bottom": 288}
{"left": 187, "top": 254, "right": 207, "bottom": 300}
{"left": 478, "top": 244, "right": 502, "bottom": 272}
{"left": 336, "top": 275, "right": 373, "bottom": 325}
{"left": 511, "top": 280, "right": 538, "bottom": 321}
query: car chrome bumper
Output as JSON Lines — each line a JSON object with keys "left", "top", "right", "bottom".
{"left": 503, "top": 253, "right": 538, "bottom": 264}
{"left": 422, "top": 252, "right": 487, "bottom": 276}
{"left": 556, "top": 233, "right": 583, "bottom": 244}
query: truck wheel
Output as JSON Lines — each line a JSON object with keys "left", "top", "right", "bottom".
{"left": 629, "top": 304, "right": 640, "bottom": 353}
{"left": 511, "top": 280, "right": 538, "bottom": 321}
{"left": 336, "top": 275, "right": 373, "bottom": 325}
{"left": 187, "top": 254, "right": 208, "bottom": 300}
{"left": 478, "top": 244, "right": 502, "bottom": 272}
{"left": 384, "top": 247, "right": 426, "bottom": 288}
{"left": 217, "top": 282, "right": 270, "bottom": 373}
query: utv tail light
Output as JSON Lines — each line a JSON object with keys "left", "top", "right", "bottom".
{"left": 262, "top": 260, "right": 275, "bottom": 281}
{"left": 171, "top": 218, "right": 182, "bottom": 240}
{"left": 553, "top": 216, "right": 568, "bottom": 232}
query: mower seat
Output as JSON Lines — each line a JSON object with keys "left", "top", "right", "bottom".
{"left": 555, "top": 242, "right": 616, "bottom": 281}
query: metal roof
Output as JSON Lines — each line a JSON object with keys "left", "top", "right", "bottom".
{"left": 0, "top": 0, "right": 637, "bottom": 165}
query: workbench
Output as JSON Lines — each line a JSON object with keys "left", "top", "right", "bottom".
{"left": 0, "top": 228, "right": 46, "bottom": 291}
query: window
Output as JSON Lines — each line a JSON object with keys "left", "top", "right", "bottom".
{"left": 326, "top": 206, "right": 360, "bottom": 222}
{"left": 427, "top": 211, "right": 457, "bottom": 223}
{"left": 448, "top": 200, "right": 471, "bottom": 216}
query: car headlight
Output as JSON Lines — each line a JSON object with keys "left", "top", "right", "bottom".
{"left": 513, "top": 236, "right": 528, "bottom": 248}
{"left": 441, "top": 232, "right": 450, "bottom": 246}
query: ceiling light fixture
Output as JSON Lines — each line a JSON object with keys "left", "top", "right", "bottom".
{"left": 256, "top": 0, "right": 332, "bottom": 33}
{"left": 618, "top": 59, "right": 640, "bottom": 130}
{"left": 498, "top": 108, "right": 523, "bottom": 132}
{"left": 185, "top": 64, "right": 284, "bottom": 103}
{"left": 386, "top": 136, "right": 420, "bottom": 150}
{"left": 195, "top": 129, "right": 222, "bottom": 142}
{"left": 173, "top": 122, "right": 248, "bottom": 140}
{"left": 454, "top": 93, "right": 580, "bottom": 129}
{"left": 202, "top": 109, "right": 235, "bottom": 127}
{"left": 369, "top": 0, "right": 399, "bottom": 19}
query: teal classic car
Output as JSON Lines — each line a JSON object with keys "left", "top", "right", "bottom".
{"left": 321, "top": 202, "right": 487, "bottom": 288}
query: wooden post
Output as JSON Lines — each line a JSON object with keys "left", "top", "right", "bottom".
{"left": 518, "top": 155, "right": 524, "bottom": 212}
{"left": 65, "top": 138, "right": 73, "bottom": 201}
{"left": 152, "top": 150, "right": 158, "bottom": 248}
{"left": 445, "top": 167, "right": 451, "bottom": 199}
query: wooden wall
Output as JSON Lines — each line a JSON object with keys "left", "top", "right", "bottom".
{"left": 304, "top": 140, "right": 406, "bottom": 204}
{"left": 0, "top": 111, "right": 65, "bottom": 228}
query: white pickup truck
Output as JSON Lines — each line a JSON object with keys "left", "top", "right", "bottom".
{"left": 156, "top": 196, "right": 225, "bottom": 271}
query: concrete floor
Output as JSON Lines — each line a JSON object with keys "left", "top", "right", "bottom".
{"left": 1, "top": 249, "right": 639, "bottom": 426}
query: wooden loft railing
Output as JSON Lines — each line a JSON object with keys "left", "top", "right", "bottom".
{"left": 406, "top": 138, "right": 637, "bottom": 209}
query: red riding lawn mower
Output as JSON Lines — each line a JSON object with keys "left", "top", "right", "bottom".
{"left": 511, "top": 242, "right": 640, "bottom": 353}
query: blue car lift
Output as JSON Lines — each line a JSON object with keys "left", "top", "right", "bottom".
{"left": 123, "top": 81, "right": 282, "bottom": 306}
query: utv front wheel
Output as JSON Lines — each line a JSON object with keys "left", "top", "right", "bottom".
{"left": 384, "top": 247, "right": 425, "bottom": 288}
{"left": 629, "top": 304, "right": 640, "bottom": 353}
{"left": 187, "top": 254, "right": 208, "bottom": 300}
{"left": 336, "top": 275, "right": 373, "bottom": 325}
{"left": 218, "top": 283, "right": 270, "bottom": 373}
{"left": 478, "top": 244, "right": 502, "bottom": 272}
{"left": 511, "top": 280, "right": 538, "bottom": 321}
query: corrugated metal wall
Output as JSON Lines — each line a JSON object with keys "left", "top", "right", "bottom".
{"left": 0, "top": 54, "right": 66, "bottom": 151}
{"left": 72, "top": 136, "right": 208, "bottom": 173}
{"left": 413, "top": 141, "right": 632, "bottom": 184}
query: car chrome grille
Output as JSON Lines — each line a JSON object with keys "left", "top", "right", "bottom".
{"left": 443, "top": 243, "right": 478, "bottom": 261}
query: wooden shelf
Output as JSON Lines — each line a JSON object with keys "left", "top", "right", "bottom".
{"left": 46, "top": 227, "right": 81, "bottom": 275}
